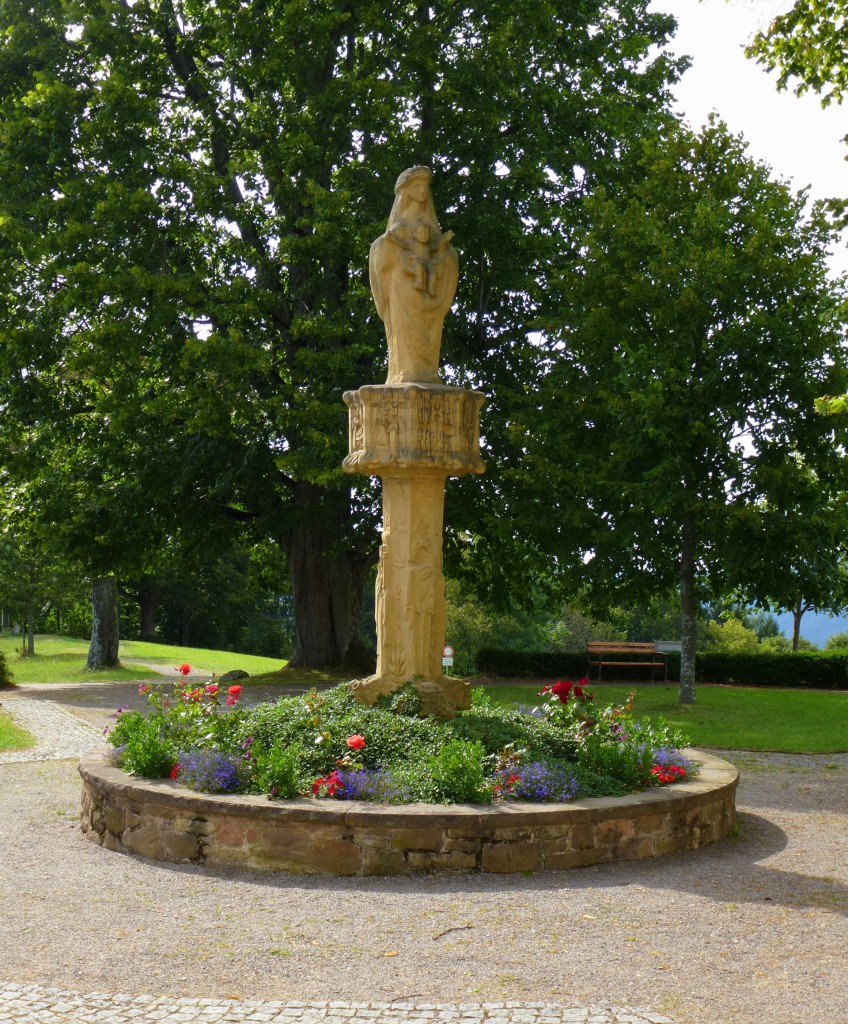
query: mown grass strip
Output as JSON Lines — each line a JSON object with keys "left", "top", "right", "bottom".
{"left": 479, "top": 682, "right": 848, "bottom": 753}
{"left": 0, "top": 634, "right": 287, "bottom": 685}
{"left": 0, "top": 709, "right": 35, "bottom": 751}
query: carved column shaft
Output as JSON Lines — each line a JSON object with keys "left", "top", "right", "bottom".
{"left": 376, "top": 475, "right": 446, "bottom": 683}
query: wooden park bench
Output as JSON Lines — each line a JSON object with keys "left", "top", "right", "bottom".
{"left": 586, "top": 641, "right": 668, "bottom": 683}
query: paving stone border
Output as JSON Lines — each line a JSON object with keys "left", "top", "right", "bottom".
{"left": 0, "top": 984, "right": 674, "bottom": 1024}
{"left": 79, "top": 749, "right": 738, "bottom": 876}
{"left": 0, "top": 698, "right": 101, "bottom": 763}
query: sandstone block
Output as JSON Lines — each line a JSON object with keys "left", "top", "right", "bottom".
{"left": 162, "top": 831, "right": 200, "bottom": 862}
{"left": 481, "top": 842, "right": 540, "bottom": 874}
{"left": 122, "top": 825, "right": 165, "bottom": 860}
{"left": 103, "top": 805, "right": 124, "bottom": 836}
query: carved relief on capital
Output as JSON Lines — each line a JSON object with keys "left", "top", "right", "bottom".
{"left": 343, "top": 383, "right": 485, "bottom": 478}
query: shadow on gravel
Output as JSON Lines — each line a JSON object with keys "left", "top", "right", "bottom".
{"left": 100, "top": 806, "right": 847, "bottom": 919}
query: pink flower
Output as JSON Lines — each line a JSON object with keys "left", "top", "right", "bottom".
{"left": 346, "top": 734, "right": 366, "bottom": 751}
{"left": 205, "top": 683, "right": 219, "bottom": 696}
{"left": 138, "top": 683, "right": 150, "bottom": 695}
{"left": 226, "top": 696, "right": 237, "bottom": 706}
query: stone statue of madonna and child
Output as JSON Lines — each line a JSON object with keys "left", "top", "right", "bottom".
{"left": 369, "top": 166, "right": 459, "bottom": 385}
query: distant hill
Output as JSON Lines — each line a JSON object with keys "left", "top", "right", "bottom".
{"left": 774, "top": 610, "right": 848, "bottom": 649}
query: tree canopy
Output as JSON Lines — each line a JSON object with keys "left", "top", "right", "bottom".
{"left": 0, "top": 0, "right": 684, "bottom": 666}
{"left": 747, "top": 0, "right": 848, "bottom": 107}
{"left": 526, "top": 119, "right": 848, "bottom": 701}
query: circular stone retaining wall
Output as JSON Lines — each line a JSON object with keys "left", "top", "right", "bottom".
{"left": 78, "top": 749, "right": 738, "bottom": 876}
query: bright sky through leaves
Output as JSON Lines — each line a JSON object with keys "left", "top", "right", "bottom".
{"left": 652, "top": 0, "right": 848, "bottom": 272}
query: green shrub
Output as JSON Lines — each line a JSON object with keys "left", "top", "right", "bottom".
{"left": 825, "top": 630, "right": 848, "bottom": 650}
{"left": 0, "top": 650, "right": 12, "bottom": 687}
{"left": 579, "top": 736, "right": 653, "bottom": 791}
{"left": 429, "top": 738, "right": 492, "bottom": 804}
{"left": 250, "top": 740, "right": 304, "bottom": 798}
{"left": 116, "top": 715, "right": 175, "bottom": 778}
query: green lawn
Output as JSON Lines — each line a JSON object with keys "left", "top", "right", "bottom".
{"left": 480, "top": 682, "right": 848, "bottom": 754}
{"left": 0, "top": 709, "right": 35, "bottom": 751}
{"left": 0, "top": 634, "right": 288, "bottom": 684}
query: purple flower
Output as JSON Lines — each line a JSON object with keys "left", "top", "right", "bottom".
{"left": 651, "top": 746, "right": 697, "bottom": 775}
{"left": 336, "top": 769, "right": 412, "bottom": 804}
{"left": 176, "top": 748, "right": 244, "bottom": 793}
{"left": 494, "top": 762, "right": 579, "bottom": 802}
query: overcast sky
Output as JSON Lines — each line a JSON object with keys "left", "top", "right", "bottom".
{"left": 650, "top": 0, "right": 848, "bottom": 271}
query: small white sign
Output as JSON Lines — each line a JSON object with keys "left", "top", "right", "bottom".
{"left": 442, "top": 657, "right": 454, "bottom": 668}
{"left": 443, "top": 645, "right": 454, "bottom": 658}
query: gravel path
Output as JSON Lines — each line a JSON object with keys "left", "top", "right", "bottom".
{"left": 0, "top": 682, "right": 846, "bottom": 1024}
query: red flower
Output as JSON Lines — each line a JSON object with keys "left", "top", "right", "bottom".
{"left": 313, "top": 770, "right": 344, "bottom": 797}
{"left": 205, "top": 683, "right": 219, "bottom": 696}
{"left": 551, "top": 680, "right": 573, "bottom": 703}
{"left": 138, "top": 683, "right": 150, "bottom": 695}
{"left": 540, "top": 684, "right": 552, "bottom": 695}
{"left": 578, "top": 677, "right": 590, "bottom": 686}
{"left": 228, "top": 684, "right": 242, "bottom": 697}
{"left": 346, "top": 734, "right": 366, "bottom": 750}
{"left": 169, "top": 764, "right": 181, "bottom": 780}
{"left": 226, "top": 696, "right": 237, "bottom": 706}
{"left": 573, "top": 685, "right": 584, "bottom": 698}
{"left": 177, "top": 663, "right": 192, "bottom": 676}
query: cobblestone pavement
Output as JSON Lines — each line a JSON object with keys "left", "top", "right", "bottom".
{"left": 0, "top": 696, "right": 102, "bottom": 762}
{"left": 0, "top": 985, "right": 672, "bottom": 1024}
{"left": 0, "top": 686, "right": 678, "bottom": 1024}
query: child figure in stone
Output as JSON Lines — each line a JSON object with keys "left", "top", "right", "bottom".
{"left": 391, "top": 221, "right": 455, "bottom": 298}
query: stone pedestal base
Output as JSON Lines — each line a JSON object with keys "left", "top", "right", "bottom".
{"left": 350, "top": 673, "right": 471, "bottom": 720}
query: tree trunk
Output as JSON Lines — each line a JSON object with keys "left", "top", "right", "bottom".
{"left": 25, "top": 601, "right": 35, "bottom": 656}
{"left": 791, "top": 597, "right": 808, "bottom": 652}
{"left": 678, "top": 515, "right": 698, "bottom": 704}
{"left": 285, "top": 483, "right": 375, "bottom": 672}
{"left": 137, "top": 578, "right": 161, "bottom": 641}
{"left": 86, "top": 576, "right": 121, "bottom": 669}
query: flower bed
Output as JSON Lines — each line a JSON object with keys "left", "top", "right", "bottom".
{"left": 106, "top": 670, "right": 701, "bottom": 806}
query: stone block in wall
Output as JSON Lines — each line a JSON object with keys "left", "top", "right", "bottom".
{"left": 122, "top": 825, "right": 165, "bottom": 860}
{"left": 481, "top": 842, "right": 541, "bottom": 874}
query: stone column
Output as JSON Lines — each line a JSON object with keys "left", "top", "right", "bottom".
{"left": 343, "top": 384, "right": 484, "bottom": 718}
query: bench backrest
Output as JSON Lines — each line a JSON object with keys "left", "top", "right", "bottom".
{"left": 586, "top": 641, "right": 657, "bottom": 654}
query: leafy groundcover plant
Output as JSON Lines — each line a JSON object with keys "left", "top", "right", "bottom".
{"left": 108, "top": 673, "right": 698, "bottom": 805}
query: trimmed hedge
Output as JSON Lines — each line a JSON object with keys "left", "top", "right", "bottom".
{"left": 697, "top": 650, "right": 848, "bottom": 689}
{"left": 476, "top": 649, "right": 588, "bottom": 678}
{"left": 477, "top": 647, "right": 848, "bottom": 690}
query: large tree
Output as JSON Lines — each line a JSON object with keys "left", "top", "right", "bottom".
{"left": 0, "top": 0, "right": 684, "bottom": 668}
{"left": 530, "top": 119, "right": 848, "bottom": 702}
